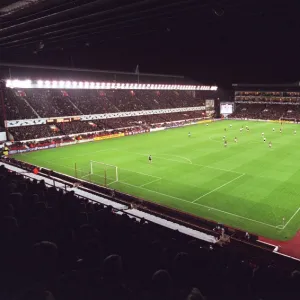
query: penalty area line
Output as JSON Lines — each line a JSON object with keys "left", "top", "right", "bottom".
{"left": 154, "top": 154, "right": 192, "bottom": 164}
{"left": 140, "top": 177, "right": 162, "bottom": 187}
{"left": 115, "top": 179, "right": 277, "bottom": 229}
{"left": 192, "top": 173, "right": 245, "bottom": 202}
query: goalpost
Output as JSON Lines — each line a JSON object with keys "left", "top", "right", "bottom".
{"left": 89, "top": 160, "right": 119, "bottom": 186}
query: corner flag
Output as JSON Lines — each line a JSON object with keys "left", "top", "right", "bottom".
{"left": 135, "top": 65, "right": 139, "bottom": 74}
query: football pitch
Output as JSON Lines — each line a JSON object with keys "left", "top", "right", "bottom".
{"left": 14, "top": 120, "right": 300, "bottom": 240}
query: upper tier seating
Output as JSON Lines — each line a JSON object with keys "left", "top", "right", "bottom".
{"left": 2, "top": 89, "right": 199, "bottom": 120}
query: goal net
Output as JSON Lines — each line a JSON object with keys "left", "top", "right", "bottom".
{"left": 89, "top": 161, "right": 119, "bottom": 186}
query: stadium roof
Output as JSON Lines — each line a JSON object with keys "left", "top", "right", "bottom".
{"left": 233, "top": 83, "right": 300, "bottom": 88}
{"left": 0, "top": 0, "right": 48, "bottom": 16}
{"left": 0, "top": 0, "right": 298, "bottom": 86}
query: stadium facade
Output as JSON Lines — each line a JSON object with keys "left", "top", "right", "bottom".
{"left": 232, "top": 83, "right": 300, "bottom": 122}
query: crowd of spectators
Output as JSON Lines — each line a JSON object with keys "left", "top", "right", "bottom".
{"left": 8, "top": 125, "right": 62, "bottom": 141}
{"left": 0, "top": 164, "right": 300, "bottom": 300}
{"left": 57, "top": 121, "right": 104, "bottom": 135}
{"left": 24, "top": 90, "right": 81, "bottom": 118}
{"left": 235, "top": 91, "right": 300, "bottom": 103}
{"left": 281, "top": 105, "right": 300, "bottom": 120}
{"left": 67, "top": 90, "right": 119, "bottom": 115}
{"left": 7, "top": 111, "right": 206, "bottom": 141}
{"left": 2, "top": 88, "right": 201, "bottom": 121}
{"left": 3, "top": 89, "right": 37, "bottom": 120}
{"left": 230, "top": 104, "right": 300, "bottom": 121}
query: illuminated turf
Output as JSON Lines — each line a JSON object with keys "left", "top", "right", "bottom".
{"left": 14, "top": 120, "right": 300, "bottom": 240}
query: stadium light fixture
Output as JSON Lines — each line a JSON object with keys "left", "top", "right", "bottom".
{"left": 24, "top": 80, "right": 32, "bottom": 88}
{"left": 6, "top": 79, "right": 11, "bottom": 87}
{"left": 10, "top": 80, "right": 17, "bottom": 88}
{"left": 4, "top": 78, "right": 218, "bottom": 91}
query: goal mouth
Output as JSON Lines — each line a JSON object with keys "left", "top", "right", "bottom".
{"left": 75, "top": 160, "right": 119, "bottom": 186}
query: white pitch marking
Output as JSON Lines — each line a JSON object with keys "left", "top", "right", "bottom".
{"left": 140, "top": 178, "right": 162, "bottom": 187}
{"left": 114, "top": 180, "right": 277, "bottom": 229}
{"left": 192, "top": 173, "right": 245, "bottom": 202}
{"left": 115, "top": 149, "right": 243, "bottom": 175}
{"left": 154, "top": 154, "right": 192, "bottom": 164}
{"left": 281, "top": 207, "right": 300, "bottom": 230}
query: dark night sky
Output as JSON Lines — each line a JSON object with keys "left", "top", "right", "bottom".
{"left": 1, "top": 0, "right": 300, "bottom": 88}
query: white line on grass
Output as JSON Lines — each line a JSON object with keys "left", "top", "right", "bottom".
{"left": 282, "top": 207, "right": 300, "bottom": 230}
{"left": 115, "top": 179, "right": 278, "bottom": 229}
{"left": 114, "top": 149, "right": 243, "bottom": 175}
{"left": 154, "top": 154, "right": 192, "bottom": 164}
{"left": 192, "top": 173, "right": 245, "bottom": 203}
{"left": 107, "top": 180, "right": 118, "bottom": 186}
{"left": 18, "top": 153, "right": 279, "bottom": 229}
{"left": 41, "top": 147, "right": 240, "bottom": 176}
{"left": 140, "top": 177, "right": 162, "bottom": 187}
{"left": 28, "top": 155, "right": 161, "bottom": 182}
{"left": 120, "top": 167, "right": 161, "bottom": 179}
{"left": 81, "top": 174, "right": 90, "bottom": 179}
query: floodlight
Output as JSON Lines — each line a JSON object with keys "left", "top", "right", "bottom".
{"left": 22, "top": 80, "right": 31, "bottom": 88}
{"left": 12, "top": 80, "right": 19, "bottom": 87}
{"left": 59, "top": 81, "right": 65, "bottom": 87}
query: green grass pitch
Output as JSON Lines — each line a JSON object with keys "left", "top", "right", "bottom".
{"left": 13, "top": 120, "right": 300, "bottom": 240}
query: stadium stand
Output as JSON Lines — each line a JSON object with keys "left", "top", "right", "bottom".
{"left": 9, "top": 125, "right": 62, "bottom": 141}
{"left": 2, "top": 89, "right": 200, "bottom": 120}
{"left": 0, "top": 85, "right": 207, "bottom": 141}
{"left": 232, "top": 85, "right": 300, "bottom": 121}
{"left": 230, "top": 104, "right": 300, "bottom": 121}
{"left": 0, "top": 161, "right": 299, "bottom": 300}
